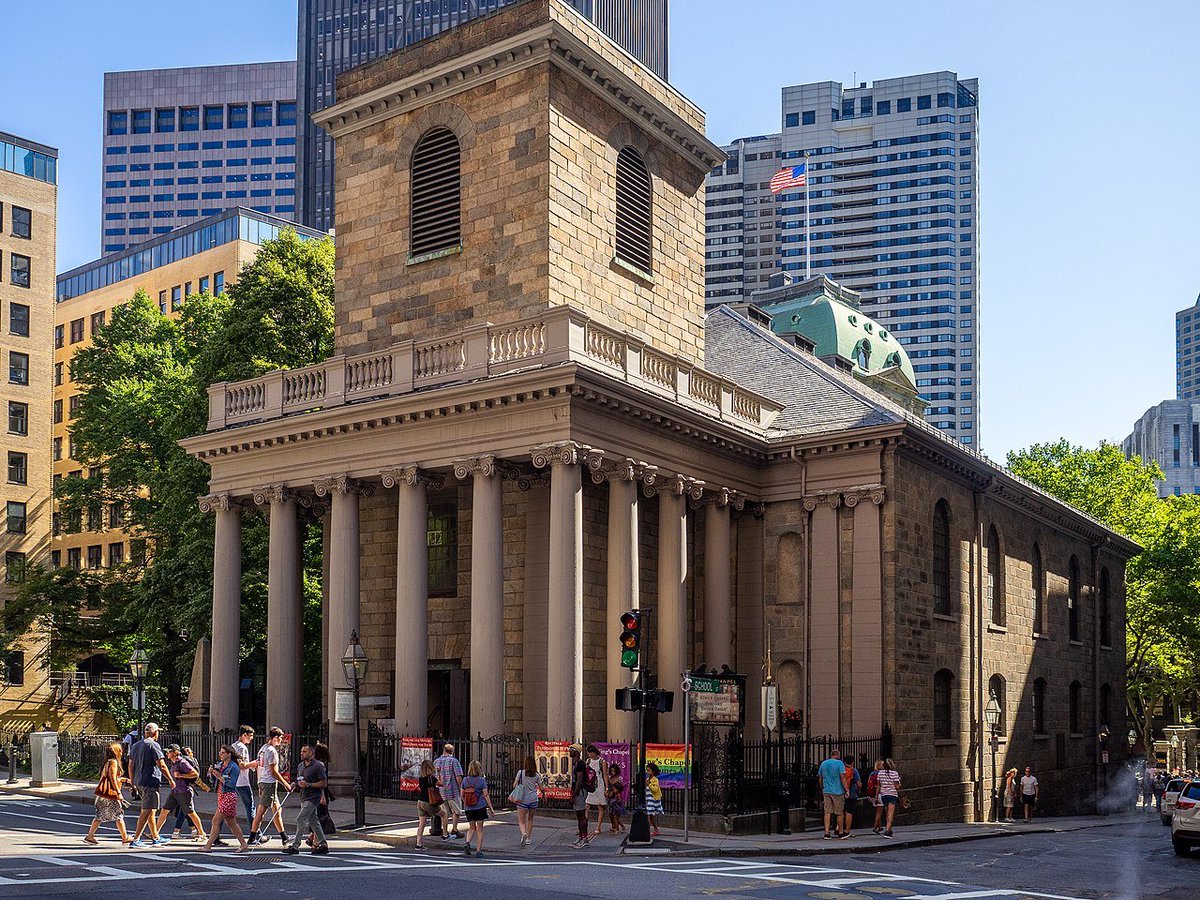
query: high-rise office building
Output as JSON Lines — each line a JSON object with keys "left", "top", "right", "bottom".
{"left": 705, "top": 72, "right": 980, "bottom": 444}
{"left": 0, "top": 130, "right": 57, "bottom": 716}
{"left": 54, "top": 208, "right": 325, "bottom": 571}
{"left": 296, "top": 0, "right": 669, "bottom": 232}
{"left": 1122, "top": 399, "right": 1200, "bottom": 498}
{"left": 1176, "top": 294, "right": 1200, "bottom": 399}
{"left": 101, "top": 63, "right": 298, "bottom": 254}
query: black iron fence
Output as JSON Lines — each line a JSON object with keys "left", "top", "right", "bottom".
{"left": 365, "top": 725, "right": 889, "bottom": 818}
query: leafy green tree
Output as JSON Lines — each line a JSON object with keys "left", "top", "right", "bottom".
{"left": 12, "top": 231, "right": 335, "bottom": 725}
{"left": 1008, "top": 440, "right": 1200, "bottom": 744}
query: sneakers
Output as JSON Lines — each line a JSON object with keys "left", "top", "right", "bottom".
{"left": 651, "top": 828, "right": 660, "bottom": 837}
{"left": 464, "top": 845, "right": 474, "bottom": 857}
{"left": 172, "top": 830, "right": 182, "bottom": 839}
{"left": 151, "top": 837, "right": 170, "bottom": 846}
{"left": 823, "top": 833, "right": 832, "bottom": 840}
{"left": 446, "top": 831, "right": 462, "bottom": 840}
{"left": 414, "top": 844, "right": 426, "bottom": 851}
{"left": 213, "top": 840, "right": 229, "bottom": 847}
{"left": 872, "top": 827, "right": 882, "bottom": 834}
{"left": 129, "top": 840, "right": 146, "bottom": 849}
{"left": 883, "top": 830, "right": 894, "bottom": 839}
{"left": 474, "top": 850, "right": 484, "bottom": 858}
{"left": 840, "top": 832, "right": 852, "bottom": 840}
{"left": 248, "top": 831, "right": 260, "bottom": 845}
{"left": 312, "top": 845, "right": 329, "bottom": 856}
{"left": 279, "top": 833, "right": 290, "bottom": 845}
{"left": 519, "top": 836, "right": 530, "bottom": 847}
{"left": 570, "top": 839, "right": 587, "bottom": 850}
{"left": 282, "top": 846, "right": 300, "bottom": 855}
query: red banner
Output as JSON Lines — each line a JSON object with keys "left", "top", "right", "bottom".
{"left": 534, "top": 740, "right": 573, "bottom": 800}
{"left": 399, "top": 737, "right": 432, "bottom": 792}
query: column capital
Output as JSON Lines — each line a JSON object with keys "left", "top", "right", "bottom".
{"left": 643, "top": 472, "right": 705, "bottom": 502}
{"left": 314, "top": 474, "right": 375, "bottom": 498}
{"left": 588, "top": 455, "right": 642, "bottom": 485}
{"left": 531, "top": 441, "right": 596, "bottom": 469}
{"left": 451, "top": 454, "right": 499, "bottom": 480}
{"left": 252, "top": 484, "right": 308, "bottom": 507}
{"left": 697, "top": 486, "right": 746, "bottom": 511}
{"left": 380, "top": 465, "right": 445, "bottom": 490}
{"left": 198, "top": 492, "right": 247, "bottom": 513}
{"left": 844, "top": 484, "right": 886, "bottom": 507}
{"left": 499, "top": 461, "right": 550, "bottom": 492}
{"left": 803, "top": 490, "right": 844, "bottom": 512}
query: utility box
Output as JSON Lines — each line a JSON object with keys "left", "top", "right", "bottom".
{"left": 30, "top": 732, "right": 59, "bottom": 787}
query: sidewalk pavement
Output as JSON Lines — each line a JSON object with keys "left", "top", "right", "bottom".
{"left": 0, "top": 774, "right": 1141, "bottom": 858}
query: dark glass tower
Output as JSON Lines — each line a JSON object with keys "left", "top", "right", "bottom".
{"left": 297, "top": 0, "right": 669, "bottom": 232}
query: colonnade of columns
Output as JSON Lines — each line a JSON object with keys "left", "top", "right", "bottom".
{"left": 201, "top": 441, "right": 744, "bottom": 774}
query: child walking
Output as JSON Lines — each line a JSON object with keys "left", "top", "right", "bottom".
{"left": 606, "top": 763, "right": 626, "bottom": 834}
{"left": 645, "top": 762, "right": 663, "bottom": 837}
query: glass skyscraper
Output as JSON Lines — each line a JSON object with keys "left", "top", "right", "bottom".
{"left": 705, "top": 72, "right": 980, "bottom": 445}
{"left": 297, "top": 0, "right": 669, "bottom": 233}
{"left": 101, "top": 63, "right": 298, "bottom": 255}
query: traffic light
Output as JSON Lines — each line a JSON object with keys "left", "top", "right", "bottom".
{"left": 619, "top": 610, "right": 641, "bottom": 669}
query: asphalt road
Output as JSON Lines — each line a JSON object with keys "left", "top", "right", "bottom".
{"left": 0, "top": 793, "right": 1193, "bottom": 898}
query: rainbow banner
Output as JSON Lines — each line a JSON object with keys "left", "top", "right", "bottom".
{"left": 645, "top": 743, "right": 692, "bottom": 790}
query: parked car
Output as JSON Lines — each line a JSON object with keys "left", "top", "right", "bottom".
{"left": 1164, "top": 778, "right": 1189, "bottom": 825}
{"left": 1171, "top": 781, "right": 1200, "bottom": 856}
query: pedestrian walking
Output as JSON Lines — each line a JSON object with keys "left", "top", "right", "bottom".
{"left": 415, "top": 758, "right": 445, "bottom": 850}
{"left": 460, "top": 761, "right": 493, "bottom": 858}
{"left": 510, "top": 755, "right": 542, "bottom": 847}
{"left": 202, "top": 745, "right": 250, "bottom": 852}
{"left": 644, "top": 762, "right": 663, "bottom": 836}
{"left": 283, "top": 744, "right": 329, "bottom": 856}
{"left": 129, "top": 723, "right": 176, "bottom": 847}
{"left": 841, "top": 752, "right": 861, "bottom": 839}
{"left": 867, "top": 759, "right": 884, "bottom": 833}
{"left": 230, "top": 726, "right": 257, "bottom": 825}
{"left": 1020, "top": 766, "right": 1039, "bottom": 822}
{"left": 247, "top": 727, "right": 293, "bottom": 846}
{"left": 1153, "top": 770, "right": 1167, "bottom": 813}
{"left": 1002, "top": 768, "right": 1018, "bottom": 822}
{"left": 584, "top": 744, "right": 609, "bottom": 839}
{"left": 817, "top": 749, "right": 847, "bottom": 839}
{"left": 157, "top": 745, "right": 207, "bottom": 841}
{"left": 875, "top": 758, "right": 903, "bottom": 838}
{"left": 84, "top": 742, "right": 130, "bottom": 845}
{"left": 606, "top": 763, "right": 626, "bottom": 834}
{"left": 569, "top": 744, "right": 590, "bottom": 848}
{"left": 433, "top": 743, "right": 465, "bottom": 840}
{"left": 313, "top": 742, "right": 337, "bottom": 840}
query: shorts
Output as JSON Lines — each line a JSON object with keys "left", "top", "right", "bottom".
{"left": 258, "top": 781, "right": 281, "bottom": 808}
{"left": 518, "top": 800, "right": 539, "bottom": 810}
{"left": 442, "top": 797, "right": 463, "bottom": 817}
{"left": 465, "top": 807, "right": 488, "bottom": 823}
{"left": 164, "top": 792, "right": 194, "bottom": 816}
{"left": 140, "top": 786, "right": 162, "bottom": 811}
{"left": 823, "top": 793, "right": 845, "bottom": 816}
{"left": 1022, "top": 794, "right": 1036, "bottom": 806}
{"left": 880, "top": 794, "right": 899, "bottom": 807}
{"left": 417, "top": 801, "right": 442, "bottom": 817}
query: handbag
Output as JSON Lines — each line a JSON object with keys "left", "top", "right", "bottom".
{"left": 427, "top": 784, "right": 444, "bottom": 806}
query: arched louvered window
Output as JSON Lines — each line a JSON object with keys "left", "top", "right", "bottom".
{"left": 1099, "top": 566, "right": 1112, "bottom": 647}
{"left": 615, "top": 146, "right": 653, "bottom": 274}
{"left": 1068, "top": 555, "right": 1081, "bottom": 642}
{"left": 1032, "top": 542, "right": 1045, "bottom": 635}
{"left": 986, "top": 526, "right": 1005, "bottom": 627}
{"left": 1032, "top": 677, "right": 1046, "bottom": 734}
{"left": 934, "top": 668, "right": 955, "bottom": 739}
{"left": 410, "top": 127, "right": 462, "bottom": 258}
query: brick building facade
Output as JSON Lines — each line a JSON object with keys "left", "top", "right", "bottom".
{"left": 183, "top": 0, "right": 1133, "bottom": 823}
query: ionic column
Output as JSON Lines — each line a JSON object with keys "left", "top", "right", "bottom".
{"left": 254, "top": 485, "right": 304, "bottom": 739}
{"left": 202, "top": 493, "right": 241, "bottom": 733}
{"left": 596, "top": 459, "right": 639, "bottom": 741}
{"left": 533, "top": 442, "right": 585, "bottom": 740}
{"left": 382, "top": 466, "right": 441, "bottom": 735}
{"left": 454, "top": 455, "right": 505, "bottom": 739}
{"left": 656, "top": 475, "right": 698, "bottom": 743}
{"left": 703, "top": 490, "right": 735, "bottom": 671}
{"left": 314, "top": 475, "right": 371, "bottom": 790}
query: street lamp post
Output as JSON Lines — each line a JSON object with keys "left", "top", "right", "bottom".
{"left": 342, "top": 630, "right": 369, "bottom": 829}
{"left": 984, "top": 693, "right": 1001, "bottom": 822}
{"left": 129, "top": 642, "right": 149, "bottom": 737}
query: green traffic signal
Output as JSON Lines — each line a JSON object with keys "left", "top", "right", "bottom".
{"left": 621, "top": 648, "right": 639, "bottom": 668}
{"left": 618, "top": 609, "right": 641, "bottom": 669}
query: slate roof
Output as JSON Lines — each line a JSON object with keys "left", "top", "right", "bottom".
{"left": 703, "top": 304, "right": 906, "bottom": 436}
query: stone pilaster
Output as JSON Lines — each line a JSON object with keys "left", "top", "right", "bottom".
{"left": 253, "top": 485, "right": 304, "bottom": 739}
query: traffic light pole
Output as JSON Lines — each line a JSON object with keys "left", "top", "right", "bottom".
{"left": 629, "top": 609, "right": 652, "bottom": 846}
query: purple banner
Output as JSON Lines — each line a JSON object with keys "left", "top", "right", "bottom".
{"left": 596, "top": 742, "right": 632, "bottom": 807}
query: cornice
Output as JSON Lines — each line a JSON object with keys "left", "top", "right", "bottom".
{"left": 316, "top": 20, "right": 724, "bottom": 171}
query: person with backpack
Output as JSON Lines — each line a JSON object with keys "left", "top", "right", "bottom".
{"left": 460, "top": 760, "right": 493, "bottom": 857}
{"left": 841, "top": 752, "right": 862, "bottom": 839}
{"left": 510, "top": 754, "right": 542, "bottom": 848}
{"left": 867, "top": 759, "right": 884, "bottom": 833}
{"left": 584, "top": 744, "right": 609, "bottom": 840}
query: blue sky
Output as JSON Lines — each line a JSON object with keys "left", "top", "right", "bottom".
{"left": 5, "top": 1, "right": 1198, "bottom": 458}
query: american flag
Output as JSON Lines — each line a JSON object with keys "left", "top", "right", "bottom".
{"left": 769, "top": 163, "right": 807, "bottom": 194}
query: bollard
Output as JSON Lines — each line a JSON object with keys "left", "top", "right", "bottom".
{"left": 7, "top": 740, "right": 17, "bottom": 784}
{"left": 777, "top": 776, "right": 792, "bottom": 835}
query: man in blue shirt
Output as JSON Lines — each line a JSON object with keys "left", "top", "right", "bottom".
{"left": 129, "top": 723, "right": 176, "bottom": 847}
{"left": 817, "top": 749, "right": 846, "bottom": 840}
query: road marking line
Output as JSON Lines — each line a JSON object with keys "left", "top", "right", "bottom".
{"left": 30, "top": 856, "right": 85, "bottom": 867}
{"left": 0, "top": 808, "right": 102, "bottom": 828}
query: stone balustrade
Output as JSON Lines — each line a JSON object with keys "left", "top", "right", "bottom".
{"left": 206, "top": 304, "right": 784, "bottom": 432}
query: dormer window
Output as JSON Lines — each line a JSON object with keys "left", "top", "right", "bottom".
{"left": 615, "top": 146, "right": 653, "bottom": 275}
{"left": 410, "top": 127, "right": 462, "bottom": 259}
{"left": 855, "top": 339, "right": 871, "bottom": 369}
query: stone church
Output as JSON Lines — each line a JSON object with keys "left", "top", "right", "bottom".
{"left": 184, "top": 0, "right": 1135, "bottom": 821}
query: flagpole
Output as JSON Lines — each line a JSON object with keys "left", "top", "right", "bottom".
{"left": 804, "top": 151, "right": 811, "bottom": 281}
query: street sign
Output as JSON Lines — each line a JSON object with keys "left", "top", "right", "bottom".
{"left": 689, "top": 674, "right": 745, "bottom": 726}
{"left": 132, "top": 687, "right": 146, "bottom": 712}
{"left": 334, "top": 689, "right": 355, "bottom": 725}
{"left": 762, "top": 684, "right": 778, "bottom": 732}
{"left": 990, "top": 734, "right": 1000, "bottom": 751}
